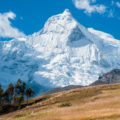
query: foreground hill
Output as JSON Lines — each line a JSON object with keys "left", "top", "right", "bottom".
{"left": 1, "top": 84, "right": 120, "bottom": 120}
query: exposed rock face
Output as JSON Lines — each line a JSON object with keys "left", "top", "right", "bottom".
{"left": 91, "top": 69, "right": 120, "bottom": 85}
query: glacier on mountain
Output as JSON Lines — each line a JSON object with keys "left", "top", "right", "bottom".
{"left": 0, "top": 9, "right": 120, "bottom": 93}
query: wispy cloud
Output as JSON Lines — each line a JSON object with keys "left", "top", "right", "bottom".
{"left": 108, "top": 10, "right": 114, "bottom": 18}
{"left": 116, "top": 2, "right": 120, "bottom": 8}
{"left": 109, "top": 1, "right": 120, "bottom": 19}
{"left": 111, "top": 1, "right": 115, "bottom": 6}
{"left": 111, "top": 1, "right": 120, "bottom": 8}
{"left": 72, "top": 0, "right": 106, "bottom": 14}
{"left": 0, "top": 12, "right": 25, "bottom": 38}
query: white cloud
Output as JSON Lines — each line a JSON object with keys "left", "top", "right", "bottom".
{"left": 111, "top": 1, "right": 120, "bottom": 8}
{"left": 111, "top": 1, "right": 115, "bottom": 6}
{"left": 116, "top": 2, "right": 120, "bottom": 8}
{"left": 110, "top": 1, "right": 120, "bottom": 19}
{"left": 0, "top": 11, "right": 25, "bottom": 38}
{"left": 73, "top": 0, "right": 106, "bottom": 14}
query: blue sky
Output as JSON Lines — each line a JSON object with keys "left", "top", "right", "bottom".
{"left": 0, "top": 0, "right": 120, "bottom": 39}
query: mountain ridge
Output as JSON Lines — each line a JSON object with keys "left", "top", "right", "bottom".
{"left": 0, "top": 9, "right": 120, "bottom": 94}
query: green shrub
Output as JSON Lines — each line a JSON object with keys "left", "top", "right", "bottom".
{"left": 58, "top": 102, "right": 72, "bottom": 107}
{"left": 14, "top": 114, "right": 25, "bottom": 118}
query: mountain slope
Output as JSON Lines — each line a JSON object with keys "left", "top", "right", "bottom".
{"left": 0, "top": 9, "right": 120, "bottom": 93}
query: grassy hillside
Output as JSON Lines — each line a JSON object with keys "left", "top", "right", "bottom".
{"left": 1, "top": 84, "right": 120, "bottom": 120}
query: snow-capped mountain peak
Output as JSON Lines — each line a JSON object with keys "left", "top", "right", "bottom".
{"left": 63, "top": 9, "right": 71, "bottom": 15}
{"left": 42, "top": 9, "right": 76, "bottom": 34}
{"left": 0, "top": 9, "right": 120, "bottom": 94}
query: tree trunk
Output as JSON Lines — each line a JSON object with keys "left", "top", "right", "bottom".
{"left": 27, "top": 96, "right": 28, "bottom": 105}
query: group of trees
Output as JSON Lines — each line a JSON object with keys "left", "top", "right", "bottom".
{"left": 0, "top": 79, "right": 34, "bottom": 106}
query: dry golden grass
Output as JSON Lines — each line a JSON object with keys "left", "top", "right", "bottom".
{"left": 1, "top": 84, "right": 120, "bottom": 120}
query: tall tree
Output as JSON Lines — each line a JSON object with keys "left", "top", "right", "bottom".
{"left": 0, "top": 84, "right": 3, "bottom": 105}
{"left": 16, "top": 94, "right": 24, "bottom": 107}
{"left": 15, "top": 79, "right": 26, "bottom": 96}
{"left": 6, "top": 83, "right": 14, "bottom": 103}
{"left": 12, "top": 93, "right": 17, "bottom": 104}
{"left": 25, "top": 88, "right": 34, "bottom": 105}
{"left": 3, "top": 90, "right": 9, "bottom": 103}
{"left": 21, "top": 81, "right": 26, "bottom": 95}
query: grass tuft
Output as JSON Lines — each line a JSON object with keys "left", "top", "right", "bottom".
{"left": 14, "top": 114, "right": 25, "bottom": 118}
{"left": 58, "top": 102, "right": 72, "bottom": 107}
